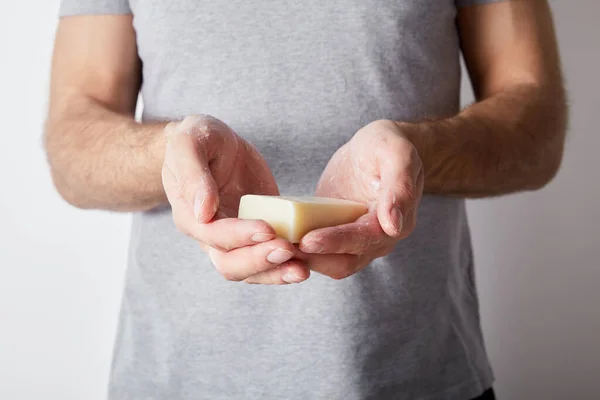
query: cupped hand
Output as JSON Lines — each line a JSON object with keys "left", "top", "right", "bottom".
{"left": 162, "top": 115, "right": 309, "bottom": 284}
{"left": 298, "top": 120, "right": 424, "bottom": 279}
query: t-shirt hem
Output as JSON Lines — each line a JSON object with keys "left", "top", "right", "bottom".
{"left": 107, "top": 376, "right": 496, "bottom": 400}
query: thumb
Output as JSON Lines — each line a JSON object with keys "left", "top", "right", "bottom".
{"left": 164, "top": 118, "right": 220, "bottom": 223}
{"left": 376, "top": 163, "right": 415, "bottom": 238}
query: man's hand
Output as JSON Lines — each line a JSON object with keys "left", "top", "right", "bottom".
{"left": 297, "top": 120, "right": 424, "bottom": 279}
{"left": 163, "top": 115, "right": 310, "bottom": 285}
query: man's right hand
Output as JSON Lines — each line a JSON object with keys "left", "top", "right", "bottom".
{"left": 162, "top": 115, "right": 309, "bottom": 285}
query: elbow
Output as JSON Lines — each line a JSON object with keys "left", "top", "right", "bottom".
{"left": 526, "top": 96, "right": 568, "bottom": 191}
{"left": 45, "top": 130, "right": 95, "bottom": 210}
{"left": 47, "top": 159, "right": 95, "bottom": 210}
{"left": 526, "top": 151, "right": 563, "bottom": 191}
{"left": 49, "top": 168, "right": 95, "bottom": 210}
{"left": 525, "top": 135, "right": 566, "bottom": 191}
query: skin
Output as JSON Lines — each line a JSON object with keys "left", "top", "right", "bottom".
{"left": 163, "top": 116, "right": 310, "bottom": 284}
{"left": 45, "top": 1, "right": 567, "bottom": 285}
{"left": 252, "top": 120, "right": 425, "bottom": 282}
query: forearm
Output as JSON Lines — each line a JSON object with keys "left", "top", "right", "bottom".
{"left": 45, "top": 96, "right": 168, "bottom": 211}
{"left": 402, "top": 82, "right": 567, "bottom": 197}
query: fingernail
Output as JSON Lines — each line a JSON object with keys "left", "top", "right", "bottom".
{"left": 282, "top": 272, "right": 303, "bottom": 284}
{"left": 267, "top": 249, "right": 294, "bottom": 264}
{"left": 391, "top": 206, "right": 403, "bottom": 234}
{"left": 193, "top": 191, "right": 205, "bottom": 221}
{"left": 301, "top": 242, "right": 324, "bottom": 254}
{"left": 252, "top": 233, "right": 275, "bottom": 243}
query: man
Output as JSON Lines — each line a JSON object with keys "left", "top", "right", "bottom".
{"left": 45, "top": 0, "right": 566, "bottom": 398}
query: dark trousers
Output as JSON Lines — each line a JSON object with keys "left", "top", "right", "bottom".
{"left": 471, "top": 388, "right": 496, "bottom": 400}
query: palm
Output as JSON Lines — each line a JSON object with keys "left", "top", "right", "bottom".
{"left": 316, "top": 134, "right": 385, "bottom": 207}
{"left": 213, "top": 136, "right": 279, "bottom": 218}
{"left": 164, "top": 115, "right": 278, "bottom": 221}
{"left": 163, "top": 116, "right": 309, "bottom": 286}
{"left": 314, "top": 119, "right": 422, "bottom": 239}
{"left": 187, "top": 116, "right": 279, "bottom": 218}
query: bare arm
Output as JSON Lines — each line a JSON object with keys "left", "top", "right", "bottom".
{"left": 44, "top": 16, "right": 310, "bottom": 284}
{"left": 45, "top": 16, "right": 167, "bottom": 211}
{"left": 402, "top": 0, "right": 567, "bottom": 197}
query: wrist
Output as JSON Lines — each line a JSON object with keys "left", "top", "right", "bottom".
{"left": 147, "top": 122, "right": 169, "bottom": 164}
{"left": 394, "top": 120, "right": 435, "bottom": 157}
{"left": 131, "top": 120, "right": 170, "bottom": 210}
{"left": 393, "top": 117, "right": 463, "bottom": 195}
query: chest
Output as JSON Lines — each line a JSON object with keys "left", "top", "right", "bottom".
{"left": 129, "top": 0, "right": 458, "bottom": 60}
{"left": 132, "top": 0, "right": 462, "bottom": 136}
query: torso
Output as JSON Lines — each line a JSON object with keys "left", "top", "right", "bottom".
{"left": 109, "top": 2, "right": 493, "bottom": 399}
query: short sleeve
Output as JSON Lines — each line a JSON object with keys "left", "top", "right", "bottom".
{"left": 456, "top": 0, "right": 508, "bottom": 7}
{"left": 59, "top": 0, "right": 131, "bottom": 17}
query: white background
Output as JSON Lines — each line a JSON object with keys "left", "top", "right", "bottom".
{"left": 0, "top": 1, "right": 598, "bottom": 399}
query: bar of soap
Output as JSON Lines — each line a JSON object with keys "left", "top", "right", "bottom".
{"left": 238, "top": 195, "right": 368, "bottom": 243}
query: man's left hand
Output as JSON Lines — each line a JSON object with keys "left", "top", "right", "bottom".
{"left": 298, "top": 120, "right": 424, "bottom": 279}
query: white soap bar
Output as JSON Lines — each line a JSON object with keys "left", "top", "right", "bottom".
{"left": 238, "top": 195, "right": 368, "bottom": 243}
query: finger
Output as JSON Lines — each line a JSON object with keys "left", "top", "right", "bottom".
{"left": 244, "top": 261, "right": 310, "bottom": 285}
{"left": 399, "top": 167, "right": 424, "bottom": 237}
{"left": 376, "top": 146, "right": 422, "bottom": 237}
{"left": 185, "top": 217, "right": 277, "bottom": 251}
{"left": 208, "top": 238, "right": 296, "bottom": 281}
{"left": 383, "top": 168, "right": 423, "bottom": 240}
{"left": 304, "top": 253, "right": 360, "bottom": 280}
{"left": 299, "top": 212, "right": 386, "bottom": 255}
{"left": 164, "top": 117, "right": 220, "bottom": 223}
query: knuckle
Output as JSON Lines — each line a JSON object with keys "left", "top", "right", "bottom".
{"left": 244, "top": 277, "right": 261, "bottom": 285}
{"left": 246, "top": 274, "right": 274, "bottom": 285}
{"left": 403, "top": 140, "right": 418, "bottom": 158}
{"left": 410, "top": 146, "right": 422, "bottom": 167}
{"left": 389, "top": 138, "right": 420, "bottom": 168}
{"left": 212, "top": 248, "right": 263, "bottom": 282}
{"left": 253, "top": 262, "right": 268, "bottom": 275}
{"left": 251, "top": 252, "right": 271, "bottom": 274}
{"left": 221, "top": 271, "right": 243, "bottom": 282}
{"left": 179, "top": 115, "right": 201, "bottom": 134}
{"left": 182, "top": 115, "right": 199, "bottom": 124}
{"left": 212, "top": 257, "right": 243, "bottom": 282}
{"left": 253, "top": 220, "right": 273, "bottom": 233}
{"left": 368, "top": 119, "right": 394, "bottom": 132}
{"left": 164, "top": 121, "right": 179, "bottom": 136}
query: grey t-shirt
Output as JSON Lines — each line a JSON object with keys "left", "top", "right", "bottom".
{"left": 60, "top": 1, "right": 501, "bottom": 399}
